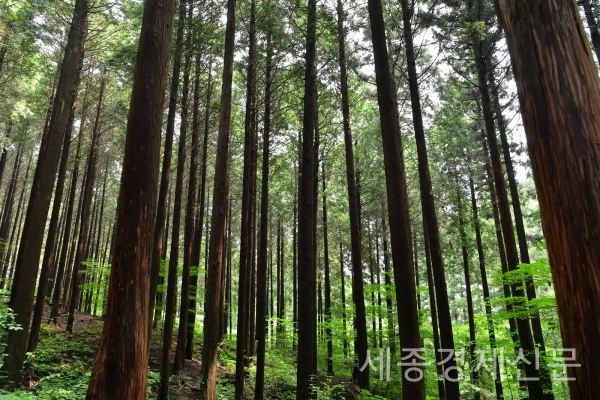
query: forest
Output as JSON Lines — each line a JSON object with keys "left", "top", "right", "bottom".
{"left": 0, "top": 0, "right": 599, "bottom": 398}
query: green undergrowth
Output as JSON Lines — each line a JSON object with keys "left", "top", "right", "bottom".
{"left": 0, "top": 321, "right": 402, "bottom": 399}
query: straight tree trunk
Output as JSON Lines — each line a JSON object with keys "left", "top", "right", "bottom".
{"left": 374, "top": 223, "right": 383, "bottom": 348}
{"left": 368, "top": 226, "right": 377, "bottom": 348}
{"left": 489, "top": 71, "right": 550, "bottom": 370}
{"left": 186, "top": 53, "right": 214, "bottom": 358}
{"left": 367, "top": 0, "right": 425, "bottom": 396}
{"left": 455, "top": 177, "right": 479, "bottom": 400}
{"left": 148, "top": 0, "right": 187, "bottom": 334}
{"left": 2, "top": 0, "right": 88, "bottom": 382}
{"left": 249, "top": 199, "right": 257, "bottom": 356}
{"left": 28, "top": 103, "right": 75, "bottom": 365}
{"left": 181, "top": 49, "right": 201, "bottom": 359}
{"left": 198, "top": 0, "right": 237, "bottom": 394}
{"left": 158, "top": 69, "right": 190, "bottom": 399}
{"left": 0, "top": 144, "right": 23, "bottom": 287}
{"left": 399, "top": 0, "right": 459, "bottom": 395}
{"left": 473, "top": 30, "right": 546, "bottom": 396}
{"left": 234, "top": 0, "right": 257, "bottom": 395}
{"left": 481, "top": 133, "right": 527, "bottom": 391}
{"left": 50, "top": 94, "right": 89, "bottom": 323}
{"left": 423, "top": 223, "right": 446, "bottom": 400}
{"left": 321, "top": 162, "right": 333, "bottom": 376}
{"left": 381, "top": 213, "right": 394, "bottom": 355}
{"left": 339, "top": 243, "right": 348, "bottom": 360}
{"left": 296, "top": 0, "right": 318, "bottom": 396}
{"left": 335, "top": 0, "right": 370, "bottom": 388}
{"left": 469, "top": 174, "right": 503, "bottom": 399}
{"left": 85, "top": 0, "right": 176, "bottom": 394}
{"left": 0, "top": 121, "right": 12, "bottom": 193}
{"left": 66, "top": 75, "right": 105, "bottom": 333}
{"left": 1, "top": 154, "right": 30, "bottom": 289}
{"left": 493, "top": 1, "right": 600, "bottom": 397}
{"left": 172, "top": 0, "right": 195, "bottom": 372}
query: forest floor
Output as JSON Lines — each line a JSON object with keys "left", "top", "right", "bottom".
{"left": 0, "top": 306, "right": 381, "bottom": 400}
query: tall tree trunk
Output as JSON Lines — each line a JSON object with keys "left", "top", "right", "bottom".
{"left": 28, "top": 103, "right": 75, "bottom": 367}
{"left": 481, "top": 133, "right": 527, "bottom": 391}
{"left": 1, "top": 154, "right": 30, "bottom": 288}
{"left": 172, "top": 0, "right": 194, "bottom": 372}
{"left": 423, "top": 224, "right": 446, "bottom": 400}
{"left": 0, "top": 121, "right": 12, "bottom": 193}
{"left": 2, "top": 0, "right": 88, "bottom": 382}
{"left": 367, "top": 0, "right": 425, "bottom": 396}
{"left": 469, "top": 174, "right": 503, "bottom": 399}
{"left": 493, "top": 1, "right": 600, "bottom": 398}
{"left": 489, "top": 68, "right": 552, "bottom": 391}
{"left": 0, "top": 144, "right": 23, "bottom": 288}
{"left": 400, "top": 0, "right": 459, "bottom": 395}
{"left": 381, "top": 213, "right": 394, "bottom": 355}
{"left": 181, "top": 48, "right": 201, "bottom": 359}
{"left": 50, "top": 91, "right": 89, "bottom": 324}
{"left": 234, "top": 0, "right": 257, "bottom": 395}
{"left": 455, "top": 177, "right": 479, "bottom": 400}
{"left": 322, "top": 162, "right": 333, "bottom": 376}
{"left": 296, "top": 0, "right": 317, "bottom": 396}
{"left": 186, "top": 53, "right": 214, "bottom": 358}
{"left": 374, "top": 223, "right": 383, "bottom": 349}
{"left": 367, "top": 226, "right": 377, "bottom": 348}
{"left": 85, "top": 0, "right": 176, "bottom": 394}
{"left": 248, "top": 200, "right": 256, "bottom": 357}
{"left": 335, "top": 0, "right": 370, "bottom": 388}
{"left": 66, "top": 75, "right": 105, "bottom": 333}
{"left": 199, "top": 0, "right": 237, "bottom": 394}
{"left": 148, "top": 0, "right": 187, "bottom": 334}
{"left": 339, "top": 243, "right": 348, "bottom": 360}
{"left": 158, "top": 56, "right": 190, "bottom": 398}
{"left": 474, "top": 29, "right": 546, "bottom": 397}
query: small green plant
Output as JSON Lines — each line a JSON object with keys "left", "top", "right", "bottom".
{"left": 0, "top": 305, "right": 23, "bottom": 372}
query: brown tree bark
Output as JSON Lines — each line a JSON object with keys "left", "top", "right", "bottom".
{"left": 158, "top": 39, "right": 190, "bottom": 395}
{"left": 481, "top": 133, "right": 527, "bottom": 392}
{"left": 254, "top": 106, "right": 275, "bottom": 370}
{"left": 148, "top": 0, "right": 186, "bottom": 335}
{"left": 85, "top": 0, "right": 176, "bottom": 394}
{"left": 423, "top": 224, "right": 446, "bottom": 400}
{"left": 455, "top": 177, "right": 479, "bottom": 400}
{"left": 172, "top": 0, "right": 195, "bottom": 372}
{"left": 367, "top": 0, "right": 425, "bottom": 396}
{"left": 321, "top": 162, "right": 333, "bottom": 376}
{"left": 493, "top": 1, "right": 600, "bottom": 398}
{"left": 400, "top": 0, "right": 460, "bottom": 395}
{"left": 1, "top": 153, "right": 30, "bottom": 289}
{"left": 0, "top": 143, "right": 23, "bottom": 286}
{"left": 339, "top": 243, "right": 348, "bottom": 360}
{"left": 0, "top": 121, "right": 12, "bottom": 193}
{"left": 49, "top": 86, "right": 89, "bottom": 324}
{"left": 475, "top": 36, "right": 547, "bottom": 397}
{"left": 336, "top": 0, "right": 370, "bottom": 388}
{"left": 27, "top": 102, "right": 75, "bottom": 368}
{"left": 234, "top": 0, "right": 257, "bottom": 395}
{"left": 186, "top": 53, "right": 214, "bottom": 358}
{"left": 469, "top": 174, "right": 503, "bottom": 399}
{"left": 489, "top": 68, "right": 551, "bottom": 389}
{"left": 380, "top": 213, "right": 394, "bottom": 355}
{"left": 198, "top": 0, "right": 237, "bottom": 394}
{"left": 296, "top": 0, "right": 317, "bottom": 395}
{"left": 2, "top": 0, "right": 88, "bottom": 383}
{"left": 66, "top": 75, "right": 105, "bottom": 333}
